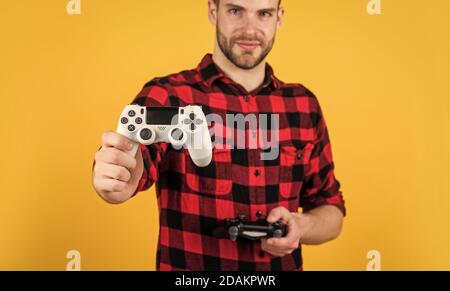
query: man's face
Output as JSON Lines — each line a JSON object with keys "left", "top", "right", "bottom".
{"left": 212, "top": 0, "right": 283, "bottom": 70}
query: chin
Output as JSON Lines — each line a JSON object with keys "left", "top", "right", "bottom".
{"left": 240, "top": 55, "right": 259, "bottom": 66}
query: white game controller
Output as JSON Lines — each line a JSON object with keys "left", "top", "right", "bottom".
{"left": 116, "top": 104, "right": 212, "bottom": 167}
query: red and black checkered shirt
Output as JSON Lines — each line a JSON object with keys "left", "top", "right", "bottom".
{"left": 132, "top": 54, "right": 345, "bottom": 271}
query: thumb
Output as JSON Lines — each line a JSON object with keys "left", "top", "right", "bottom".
{"left": 267, "top": 207, "right": 290, "bottom": 224}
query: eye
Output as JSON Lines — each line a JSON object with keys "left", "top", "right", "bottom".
{"left": 228, "top": 8, "right": 241, "bottom": 15}
{"left": 259, "top": 11, "right": 273, "bottom": 17}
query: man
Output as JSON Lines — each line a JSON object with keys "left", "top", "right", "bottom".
{"left": 92, "top": 0, "right": 346, "bottom": 271}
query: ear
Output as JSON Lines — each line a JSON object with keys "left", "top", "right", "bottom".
{"left": 276, "top": 7, "right": 285, "bottom": 31}
{"left": 208, "top": 0, "right": 218, "bottom": 26}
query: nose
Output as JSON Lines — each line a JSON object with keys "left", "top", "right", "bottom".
{"left": 240, "top": 12, "right": 259, "bottom": 35}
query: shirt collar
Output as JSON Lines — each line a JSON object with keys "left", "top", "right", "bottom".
{"left": 197, "top": 53, "right": 281, "bottom": 90}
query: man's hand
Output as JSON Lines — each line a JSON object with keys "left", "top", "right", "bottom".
{"left": 261, "top": 205, "right": 344, "bottom": 257}
{"left": 261, "top": 207, "right": 313, "bottom": 257}
{"left": 92, "top": 131, "right": 144, "bottom": 204}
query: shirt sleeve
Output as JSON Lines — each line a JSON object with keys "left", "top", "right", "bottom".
{"left": 299, "top": 97, "right": 346, "bottom": 216}
{"left": 131, "top": 78, "right": 172, "bottom": 195}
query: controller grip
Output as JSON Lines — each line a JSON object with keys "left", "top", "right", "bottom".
{"left": 186, "top": 124, "right": 213, "bottom": 167}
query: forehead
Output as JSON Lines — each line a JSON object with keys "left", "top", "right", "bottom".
{"left": 220, "top": 0, "right": 279, "bottom": 9}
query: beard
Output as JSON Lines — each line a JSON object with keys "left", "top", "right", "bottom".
{"left": 216, "top": 26, "right": 275, "bottom": 70}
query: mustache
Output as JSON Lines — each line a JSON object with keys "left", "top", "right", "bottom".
{"left": 231, "top": 35, "right": 264, "bottom": 44}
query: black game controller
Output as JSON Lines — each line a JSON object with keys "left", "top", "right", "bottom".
{"left": 213, "top": 212, "right": 287, "bottom": 241}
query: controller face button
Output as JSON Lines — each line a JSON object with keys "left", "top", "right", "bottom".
{"left": 171, "top": 128, "right": 184, "bottom": 141}
{"left": 189, "top": 113, "right": 196, "bottom": 120}
{"left": 183, "top": 118, "right": 191, "bottom": 125}
{"left": 194, "top": 119, "right": 203, "bottom": 125}
{"left": 190, "top": 123, "right": 196, "bottom": 131}
{"left": 121, "top": 117, "right": 129, "bottom": 124}
{"left": 135, "top": 117, "right": 143, "bottom": 124}
{"left": 128, "top": 124, "right": 136, "bottom": 132}
{"left": 229, "top": 226, "right": 239, "bottom": 241}
{"left": 140, "top": 128, "right": 152, "bottom": 141}
{"left": 128, "top": 110, "right": 136, "bottom": 117}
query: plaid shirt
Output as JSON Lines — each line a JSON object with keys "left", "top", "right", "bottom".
{"left": 132, "top": 54, "right": 345, "bottom": 271}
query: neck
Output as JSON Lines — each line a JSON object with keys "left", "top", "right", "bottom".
{"left": 212, "top": 44, "right": 266, "bottom": 93}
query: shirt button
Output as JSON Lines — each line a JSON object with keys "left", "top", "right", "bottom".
{"left": 244, "top": 95, "right": 250, "bottom": 102}
{"left": 297, "top": 153, "right": 303, "bottom": 160}
{"left": 254, "top": 170, "right": 260, "bottom": 177}
{"left": 259, "top": 251, "right": 265, "bottom": 258}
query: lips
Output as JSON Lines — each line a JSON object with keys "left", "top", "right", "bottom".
{"left": 236, "top": 42, "right": 260, "bottom": 51}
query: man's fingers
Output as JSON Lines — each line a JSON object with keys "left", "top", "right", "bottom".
{"left": 102, "top": 131, "right": 134, "bottom": 152}
{"left": 266, "top": 237, "right": 298, "bottom": 250}
{"left": 96, "top": 163, "right": 131, "bottom": 182}
{"left": 264, "top": 207, "right": 300, "bottom": 250}
{"left": 263, "top": 238, "right": 290, "bottom": 251}
{"left": 267, "top": 206, "right": 291, "bottom": 223}
{"left": 261, "top": 240, "right": 293, "bottom": 257}
{"left": 262, "top": 208, "right": 302, "bottom": 257}
{"left": 94, "top": 177, "right": 127, "bottom": 193}
{"left": 96, "top": 147, "right": 137, "bottom": 170}
{"left": 266, "top": 218, "right": 300, "bottom": 249}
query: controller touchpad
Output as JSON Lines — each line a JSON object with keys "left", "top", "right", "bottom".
{"left": 146, "top": 107, "right": 179, "bottom": 125}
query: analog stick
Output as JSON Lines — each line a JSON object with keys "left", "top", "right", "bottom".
{"left": 170, "top": 128, "right": 184, "bottom": 142}
{"left": 140, "top": 128, "right": 153, "bottom": 141}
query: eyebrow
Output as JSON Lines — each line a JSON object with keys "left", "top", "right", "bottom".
{"left": 259, "top": 8, "right": 277, "bottom": 13}
{"left": 224, "top": 3, "right": 277, "bottom": 13}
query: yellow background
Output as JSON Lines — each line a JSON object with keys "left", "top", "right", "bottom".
{"left": 1, "top": 0, "right": 449, "bottom": 270}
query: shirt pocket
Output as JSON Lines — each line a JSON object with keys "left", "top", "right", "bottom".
{"left": 279, "top": 142, "right": 315, "bottom": 199}
{"left": 184, "top": 148, "right": 232, "bottom": 196}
